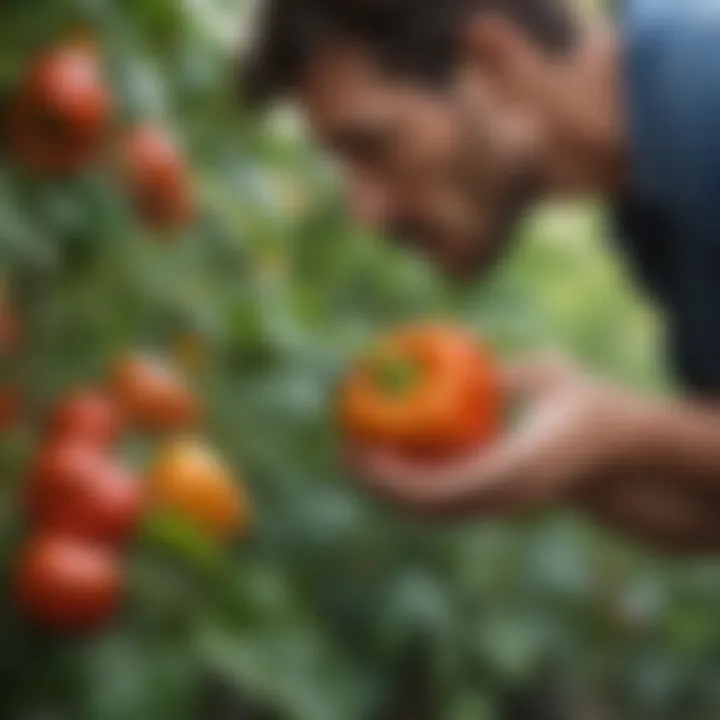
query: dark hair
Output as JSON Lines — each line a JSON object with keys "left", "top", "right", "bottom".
{"left": 240, "top": 0, "right": 577, "bottom": 108}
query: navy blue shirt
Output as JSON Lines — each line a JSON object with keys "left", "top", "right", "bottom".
{"left": 616, "top": 0, "right": 720, "bottom": 393}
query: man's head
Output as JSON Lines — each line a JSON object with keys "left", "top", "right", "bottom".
{"left": 241, "top": 0, "right": 593, "bottom": 277}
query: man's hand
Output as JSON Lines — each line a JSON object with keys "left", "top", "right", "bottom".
{"left": 349, "top": 355, "right": 641, "bottom": 519}
{"left": 349, "top": 353, "right": 720, "bottom": 553}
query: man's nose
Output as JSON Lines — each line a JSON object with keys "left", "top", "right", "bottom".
{"left": 347, "top": 178, "right": 393, "bottom": 230}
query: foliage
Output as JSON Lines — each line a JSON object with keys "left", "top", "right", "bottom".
{"left": 1, "top": 1, "right": 720, "bottom": 719}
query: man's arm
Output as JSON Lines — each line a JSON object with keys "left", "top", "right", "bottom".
{"left": 576, "top": 399, "right": 720, "bottom": 553}
{"left": 350, "top": 356, "right": 720, "bottom": 553}
{"left": 577, "top": 475, "right": 720, "bottom": 555}
{"left": 615, "top": 397, "right": 720, "bottom": 491}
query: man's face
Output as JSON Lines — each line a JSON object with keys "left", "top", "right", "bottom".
{"left": 298, "top": 41, "right": 546, "bottom": 278}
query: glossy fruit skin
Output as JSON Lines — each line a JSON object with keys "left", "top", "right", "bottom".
{"left": 122, "top": 125, "right": 196, "bottom": 229}
{"left": 111, "top": 354, "right": 200, "bottom": 432}
{"left": 340, "top": 324, "right": 501, "bottom": 459}
{"left": 10, "top": 42, "right": 112, "bottom": 175}
{"left": 149, "top": 439, "right": 248, "bottom": 538}
{"left": 46, "top": 389, "right": 122, "bottom": 449}
{"left": 16, "top": 534, "right": 122, "bottom": 632}
{"left": 27, "top": 441, "right": 143, "bottom": 546}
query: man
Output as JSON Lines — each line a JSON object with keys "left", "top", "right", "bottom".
{"left": 241, "top": 0, "right": 720, "bottom": 553}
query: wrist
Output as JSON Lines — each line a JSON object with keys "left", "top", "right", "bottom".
{"left": 609, "top": 394, "right": 670, "bottom": 473}
{"left": 572, "top": 392, "right": 656, "bottom": 505}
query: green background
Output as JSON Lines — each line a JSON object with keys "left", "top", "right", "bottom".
{"left": 2, "top": 1, "right": 720, "bottom": 719}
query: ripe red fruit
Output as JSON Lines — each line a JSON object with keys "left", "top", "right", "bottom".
{"left": 27, "top": 441, "right": 144, "bottom": 546}
{"left": 121, "top": 125, "right": 196, "bottom": 229}
{"left": 9, "top": 41, "right": 112, "bottom": 174}
{"left": 340, "top": 323, "right": 502, "bottom": 459}
{"left": 46, "top": 389, "right": 122, "bottom": 449}
{"left": 110, "top": 353, "right": 200, "bottom": 432}
{"left": 15, "top": 534, "right": 123, "bottom": 632}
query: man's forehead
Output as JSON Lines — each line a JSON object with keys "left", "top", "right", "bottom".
{"left": 298, "top": 42, "right": 386, "bottom": 97}
{"left": 295, "top": 42, "right": 456, "bottom": 152}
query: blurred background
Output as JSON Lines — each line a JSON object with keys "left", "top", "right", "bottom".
{"left": 2, "top": 1, "right": 720, "bottom": 719}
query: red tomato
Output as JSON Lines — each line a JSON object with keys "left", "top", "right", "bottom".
{"left": 46, "top": 389, "right": 122, "bottom": 449}
{"left": 110, "top": 353, "right": 200, "bottom": 432}
{"left": 121, "top": 125, "right": 196, "bottom": 229}
{"left": 9, "top": 41, "right": 112, "bottom": 174}
{"left": 27, "top": 441, "right": 144, "bottom": 546}
{"left": 340, "top": 323, "right": 502, "bottom": 459}
{"left": 15, "top": 534, "right": 123, "bottom": 632}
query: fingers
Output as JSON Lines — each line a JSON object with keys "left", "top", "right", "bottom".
{"left": 347, "top": 448, "right": 481, "bottom": 519}
{"left": 347, "top": 421, "right": 561, "bottom": 519}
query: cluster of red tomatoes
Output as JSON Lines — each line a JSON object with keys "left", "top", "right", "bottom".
{"left": 340, "top": 323, "right": 502, "bottom": 460}
{"left": 14, "top": 354, "right": 249, "bottom": 633}
{"left": 7, "top": 39, "right": 196, "bottom": 230}
{"left": 1, "top": 39, "right": 249, "bottom": 635}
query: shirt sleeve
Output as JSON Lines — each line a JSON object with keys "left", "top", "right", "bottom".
{"left": 623, "top": 0, "right": 720, "bottom": 392}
